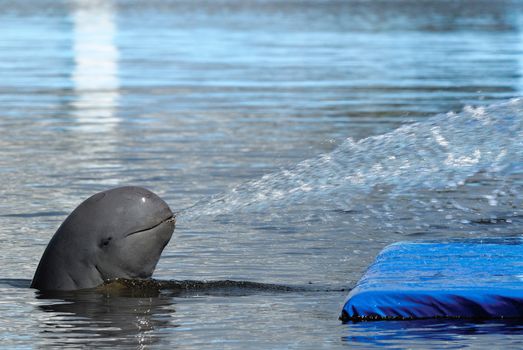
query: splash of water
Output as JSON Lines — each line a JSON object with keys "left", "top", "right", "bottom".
{"left": 179, "top": 99, "right": 523, "bottom": 222}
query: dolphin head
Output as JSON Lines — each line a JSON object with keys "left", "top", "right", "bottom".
{"left": 31, "top": 186, "right": 175, "bottom": 291}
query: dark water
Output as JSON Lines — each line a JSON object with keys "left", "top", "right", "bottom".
{"left": 2, "top": 0, "right": 523, "bottom": 348}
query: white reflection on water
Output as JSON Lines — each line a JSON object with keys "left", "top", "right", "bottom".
{"left": 71, "top": 0, "right": 120, "bottom": 133}
{"left": 519, "top": 13, "right": 523, "bottom": 95}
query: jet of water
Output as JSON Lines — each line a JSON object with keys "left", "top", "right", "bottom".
{"left": 179, "top": 98, "right": 523, "bottom": 222}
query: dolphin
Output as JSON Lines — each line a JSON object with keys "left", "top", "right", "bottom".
{"left": 31, "top": 186, "right": 175, "bottom": 291}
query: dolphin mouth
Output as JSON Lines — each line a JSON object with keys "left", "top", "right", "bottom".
{"left": 125, "top": 214, "right": 176, "bottom": 237}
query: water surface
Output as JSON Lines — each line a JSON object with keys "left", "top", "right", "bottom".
{"left": 2, "top": 0, "right": 523, "bottom": 348}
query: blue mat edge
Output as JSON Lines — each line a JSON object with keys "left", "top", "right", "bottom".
{"left": 340, "top": 238, "right": 523, "bottom": 322}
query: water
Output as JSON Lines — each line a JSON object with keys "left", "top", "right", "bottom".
{"left": 2, "top": 0, "right": 523, "bottom": 348}
{"left": 182, "top": 100, "right": 523, "bottom": 221}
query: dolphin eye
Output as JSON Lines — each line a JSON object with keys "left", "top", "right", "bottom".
{"left": 100, "top": 237, "right": 112, "bottom": 248}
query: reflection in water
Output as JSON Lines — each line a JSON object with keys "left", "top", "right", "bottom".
{"left": 342, "top": 319, "right": 523, "bottom": 348}
{"left": 71, "top": 0, "right": 120, "bottom": 133}
{"left": 519, "top": 13, "right": 523, "bottom": 95}
{"left": 36, "top": 289, "right": 178, "bottom": 348}
{"left": 33, "top": 279, "right": 298, "bottom": 348}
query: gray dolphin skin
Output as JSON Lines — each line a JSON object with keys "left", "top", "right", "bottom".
{"left": 31, "top": 186, "right": 175, "bottom": 291}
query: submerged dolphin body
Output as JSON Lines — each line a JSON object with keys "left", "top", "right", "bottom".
{"left": 31, "top": 186, "right": 175, "bottom": 291}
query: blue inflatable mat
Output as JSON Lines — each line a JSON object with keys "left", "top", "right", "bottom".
{"left": 341, "top": 238, "right": 523, "bottom": 321}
